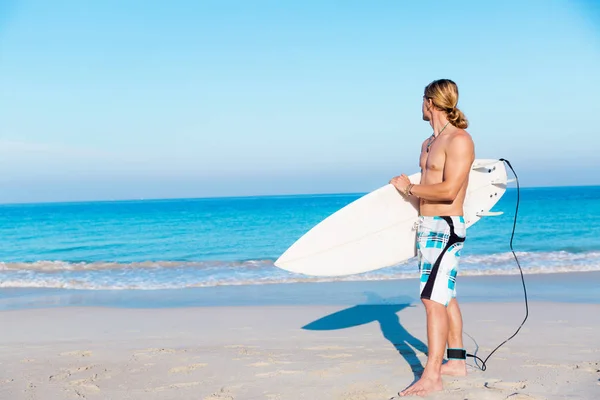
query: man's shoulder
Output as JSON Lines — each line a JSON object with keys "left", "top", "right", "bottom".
{"left": 450, "top": 128, "right": 471, "bottom": 139}
{"left": 448, "top": 129, "right": 473, "bottom": 146}
{"left": 445, "top": 129, "right": 474, "bottom": 158}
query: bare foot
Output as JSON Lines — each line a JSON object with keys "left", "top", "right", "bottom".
{"left": 398, "top": 375, "right": 443, "bottom": 397}
{"left": 441, "top": 360, "right": 467, "bottom": 376}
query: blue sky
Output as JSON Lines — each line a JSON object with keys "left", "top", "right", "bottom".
{"left": 1, "top": 0, "right": 599, "bottom": 203}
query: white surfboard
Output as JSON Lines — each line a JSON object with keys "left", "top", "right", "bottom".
{"left": 274, "top": 159, "right": 508, "bottom": 277}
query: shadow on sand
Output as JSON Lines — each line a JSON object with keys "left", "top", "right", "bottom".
{"left": 302, "top": 292, "right": 428, "bottom": 382}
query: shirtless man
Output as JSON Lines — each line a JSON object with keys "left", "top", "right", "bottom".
{"left": 389, "top": 79, "right": 475, "bottom": 397}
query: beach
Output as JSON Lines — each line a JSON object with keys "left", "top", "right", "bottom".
{"left": 1, "top": 273, "right": 599, "bottom": 400}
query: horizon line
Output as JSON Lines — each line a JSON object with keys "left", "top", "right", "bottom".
{"left": 1, "top": 183, "right": 599, "bottom": 207}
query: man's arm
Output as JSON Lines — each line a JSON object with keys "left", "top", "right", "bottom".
{"left": 408, "top": 135, "right": 474, "bottom": 202}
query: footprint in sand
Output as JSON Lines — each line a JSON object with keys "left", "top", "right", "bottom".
{"left": 169, "top": 363, "right": 208, "bottom": 374}
{"left": 318, "top": 353, "right": 353, "bottom": 359}
{"left": 247, "top": 361, "right": 270, "bottom": 367}
{"left": 440, "top": 379, "right": 531, "bottom": 400}
{"left": 572, "top": 361, "right": 599, "bottom": 373}
{"left": 68, "top": 379, "right": 101, "bottom": 393}
{"left": 204, "top": 387, "right": 235, "bottom": 399}
{"left": 136, "top": 348, "right": 177, "bottom": 355}
{"left": 69, "top": 365, "right": 96, "bottom": 373}
{"left": 255, "top": 370, "right": 301, "bottom": 378}
{"left": 224, "top": 345, "right": 260, "bottom": 356}
{"left": 129, "top": 365, "right": 154, "bottom": 373}
{"left": 505, "top": 394, "right": 540, "bottom": 400}
{"left": 484, "top": 380, "right": 527, "bottom": 391}
{"left": 522, "top": 363, "right": 557, "bottom": 368}
{"left": 49, "top": 365, "right": 97, "bottom": 382}
{"left": 132, "top": 348, "right": 180, "bottom": 361}
{"left": 147, "top": 382, "right": 201, "bottom": 392}
{"left": 60, "top": 350, "right": 92, "bottom": 357}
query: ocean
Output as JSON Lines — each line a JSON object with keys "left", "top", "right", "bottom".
{"left": 1, "top": 185, "right": 599, "bottom": 293}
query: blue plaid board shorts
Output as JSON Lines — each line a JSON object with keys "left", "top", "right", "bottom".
{"left": 416, "top": 216, "right": 466, "bottom": 306}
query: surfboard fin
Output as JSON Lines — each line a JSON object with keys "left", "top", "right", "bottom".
{"left": 472, "top": 160, "right": 499, "bottom": 170}
{"left": 476, "top": 211, "right": 504, "bottom": 217}
{"left": 491, "top": 178, "right": 516, "bottom": 187}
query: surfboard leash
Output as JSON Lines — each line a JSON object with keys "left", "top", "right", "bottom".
{"left": 466, "top": 158, "right": 528, "bottom": 372}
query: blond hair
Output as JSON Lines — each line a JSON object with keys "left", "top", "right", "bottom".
{"left": 424, "top": 79, "right": 468, "bottom": 129}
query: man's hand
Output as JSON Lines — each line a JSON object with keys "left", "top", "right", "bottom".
{"left": 389, "top": 174, "right": 411, "bottom": 195}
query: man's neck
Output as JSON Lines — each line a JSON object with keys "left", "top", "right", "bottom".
{"left": 430, "top": 114, "right": 451, "bottom": 137}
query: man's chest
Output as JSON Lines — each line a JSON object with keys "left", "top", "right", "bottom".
{"left": 419, "top": 148, "right": 446, "bottom": 173}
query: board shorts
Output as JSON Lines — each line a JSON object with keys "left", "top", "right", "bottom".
{"left": 416, "top": 216, "right": 466, "bottom": 306}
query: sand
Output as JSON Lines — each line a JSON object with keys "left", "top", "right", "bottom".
{"left": 0, "top": 301, "right": 598, "bottom": 399}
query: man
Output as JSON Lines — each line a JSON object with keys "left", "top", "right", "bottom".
{"left": 389, "top": 79, "right": 475, "bottom": 397}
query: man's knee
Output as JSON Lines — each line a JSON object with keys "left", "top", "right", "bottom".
{"left": 447, "top": 297, "right": 459, "bottom": 308}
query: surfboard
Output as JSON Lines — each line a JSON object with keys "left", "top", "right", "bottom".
{"left": 274, "top": 159, "right": 509, "bottom": 277}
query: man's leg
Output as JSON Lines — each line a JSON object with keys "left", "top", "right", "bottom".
{"left": 399, "top": 299, "right": 447, "bottom": 397}
{"left": 441, "top": 298, "right": 467, "bottom": 376}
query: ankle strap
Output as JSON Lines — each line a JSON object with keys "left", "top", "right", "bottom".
{"left": 447, "top": 348, "right": 467, "bottom": 360}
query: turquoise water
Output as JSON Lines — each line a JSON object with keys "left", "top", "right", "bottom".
{"left": 0, "top": 186, "right": 599, "bottom": 290}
